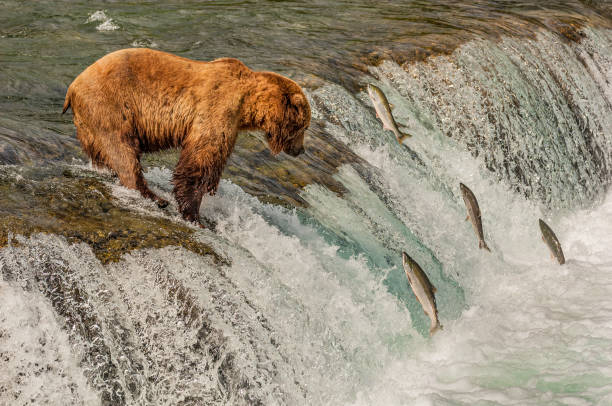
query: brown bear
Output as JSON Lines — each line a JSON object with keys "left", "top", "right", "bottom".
{"left": 63, "top": 48, "right": 310, "bottom": 225}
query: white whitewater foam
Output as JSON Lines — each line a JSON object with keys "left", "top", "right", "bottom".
{"left": 198, "top": 180, "right": 417, "bottom": 404}
{"left": 0, "top": 280, "right": 99, "bottom": 405}
{"left": 368, "top": 28, "right": 612, "bottom": 208}
{"left": 86, "top": 10, "right": 119, "bottom": 32}
{"left": 302, "top": 27, "right": 612, "bottom": 403}
{"left": 86, "top": 10, "right": 108, "bottom": 23}
{"left": 131, "top": 39, "right": 158, "bottom": 48}
{"left": 142, "top": 167, "right": 419, "bottom": 402}
{"left": 351, "top": 190, "right": 612, "bottom": 405}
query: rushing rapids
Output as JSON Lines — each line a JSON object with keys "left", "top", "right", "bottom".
{"left": 1, "top": 2, "right": 612, "bottom": 404}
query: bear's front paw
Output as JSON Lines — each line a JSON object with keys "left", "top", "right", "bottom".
{"left": 198, "top": 217, "right": 217, "bottom": 230}
{"left": 156, "top": 198, "right": 169, "bottom": 209}
{"left": 181, "top": 210, "right": 204, "bottom": 228}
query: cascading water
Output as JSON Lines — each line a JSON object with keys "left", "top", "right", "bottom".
{"left": 370, "top": 28, "right": 612, "bottom": 208}
{"left": 1, "top": 2, "right": 612, "bottom": 405}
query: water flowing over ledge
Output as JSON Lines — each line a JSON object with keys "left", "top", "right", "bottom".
{"left": 368, "top": 27, "right": 612, "bottom": 208}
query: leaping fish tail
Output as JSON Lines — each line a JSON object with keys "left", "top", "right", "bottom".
{"left": 479, "top": 240, "right": 491, "bottom": 252}
{"left": 430, "top": 322, "right": 443, "bottom": 336}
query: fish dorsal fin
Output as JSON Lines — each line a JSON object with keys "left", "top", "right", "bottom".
{"left": 389, "top": 103, "right": 395, "bottom": 110}
{"left": 432, "top": 286, "right": 437, "bottom": 293}
{"left": 397, "top": 132, "right": 412, "bottom": 143}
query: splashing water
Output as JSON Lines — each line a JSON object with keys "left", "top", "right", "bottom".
{"left": 86, "top": 11, "right": 119, "bottom": 32}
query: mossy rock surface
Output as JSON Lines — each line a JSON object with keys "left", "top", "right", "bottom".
{"left": 0, "top": 166, "right": 226, "bottom": 265}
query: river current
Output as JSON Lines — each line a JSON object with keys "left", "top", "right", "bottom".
{"left": 1, "top": 1, "right": 612, "bottom": 405}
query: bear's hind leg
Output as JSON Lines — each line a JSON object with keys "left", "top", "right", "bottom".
{"left": 102, "top": 138, "right": 169, "bottom": 209}
{"left": 133, "top": 167, "right": 170, "bottom": 209}
{"left": 90, "top": 155, "right": 116, "bottom": 176}
{"left": 75, "top": 122, "right": 114, "bottom": 173}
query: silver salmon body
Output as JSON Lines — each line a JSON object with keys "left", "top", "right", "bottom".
{"left": 539, "top": 219, "right": 565, "bottom": 265}
{"left": 460, "top": 183, "right": 491, "bottom": 252}
{"left": 367, "top": 84, "right": 412, "bottom": 143}
{"left": 402, "top": 252, "right": 442, "bottom": 336}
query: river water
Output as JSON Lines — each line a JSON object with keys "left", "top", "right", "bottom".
{"left": 1, "top": 1, "right": 612, "bottom": 405}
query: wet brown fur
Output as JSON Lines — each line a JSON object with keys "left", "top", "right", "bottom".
{"left": 63, "top": 48, "right": 310, "bottom": 224}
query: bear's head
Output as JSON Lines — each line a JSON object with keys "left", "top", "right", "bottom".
{"left": 248, "top": 72, "right": 311, "bottom": 157}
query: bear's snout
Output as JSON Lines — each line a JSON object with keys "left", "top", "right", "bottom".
{"left": 284, "top": 142, "right": 305, "bottom": 157}
{"left": 283, "top": 127, "right": 306, "bottom": 157}
{"left": 288, "top": 145, "right": 305, "bottom": 157}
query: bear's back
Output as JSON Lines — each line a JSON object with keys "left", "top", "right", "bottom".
{"left": 71, "top": 49, "right": 252, "bottom": 96}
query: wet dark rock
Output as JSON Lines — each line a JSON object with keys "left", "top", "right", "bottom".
{"left": 555, "top": 22, "right": 586, "bottom": 43}
{"left": 0, "top": 142, "right": 20, "bottom": 165}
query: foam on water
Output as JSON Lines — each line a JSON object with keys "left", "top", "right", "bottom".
{"left": 199, "top": 179, "right": 419, "bottom": 403}
{"left": 1, "top": 232, "right": 304, "bottom": 405}
{"left": 0, "top": 279, "right": 98, "bottom": 405}
{"left": 130, "top": 39, "right": 158, "bottom": 48}
{"left": 302, "top": 26, "right": 612, "bottom": 403}
{"left": 86, "top": 10, "right": 119, "bottom": 32}
{"left": 367, "top": 27, "right": 612, "bottom": 208}
{"left": 351, "top": 190, "right": 612, "bottom": 405}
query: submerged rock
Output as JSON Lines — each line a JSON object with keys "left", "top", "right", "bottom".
{"left": 0, "top": 142, "right": 20, "bottom": 164}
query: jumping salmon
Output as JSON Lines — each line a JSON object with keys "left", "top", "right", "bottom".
{"left": 539, "top": 219, "right": 565, "bottom": 265}
{"left": 402, "top": 252, "right": 442, "bottom": 336}
{"left": 367, "top": 84, "right": 412, "bottom": 143}
{"left": 460, "top": 183, "right": 491, "bottom": 252}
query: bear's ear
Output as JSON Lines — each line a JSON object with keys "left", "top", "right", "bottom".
{"left": 282, "top": 93, "right": 304, "bottom": 109}
{"left": 283, "top": 93, "right": 307, "bottom": 124}
{"left": 289, "top": 93, "right": 306, "bottom": 107}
